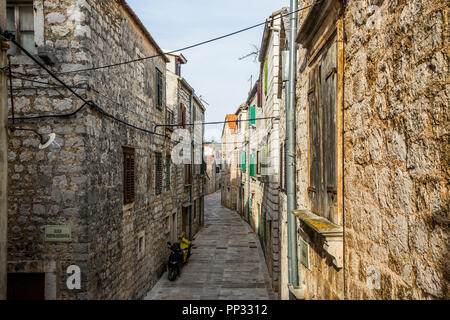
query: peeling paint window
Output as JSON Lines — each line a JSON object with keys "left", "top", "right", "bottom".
{"left": 6, "top": 1, "right": 35, "bottom": 55}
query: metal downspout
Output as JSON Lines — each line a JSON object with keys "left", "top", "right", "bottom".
{"left": 189, "top": 93, "right": 193, "bottom": 240}
{"left": 287, "top": 0, "right": 299, "bottom": 291}
{"left": 246, "top": 106, "right": 250, "bottom": 223}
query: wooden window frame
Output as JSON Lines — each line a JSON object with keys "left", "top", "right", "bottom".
{"left": 7, "top": 2, "right": 35, "bottom": 55}
{"left": 307, "top": 37, "right": 338, "bottom": 221}
{"left": 123, "top": 147, "right": 135, "bottom": 205}
{"left": 166, "top": 109, "right": 174, "bottom": 131}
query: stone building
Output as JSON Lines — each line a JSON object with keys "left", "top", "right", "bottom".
{"left": 220, "top": 114, "right": 238, "bottom": 210}
{"left": 5, "top": 0, "right": 204, "bottom": 300}
{"left": 232, "top": 8, "right": 290, "bottom": 296}
{"left": 283, "top": 0, "right": 448, "bottom": 300}
{"left": 235, "top": 103, "right": 249, "bottom": 219}
{"left": 204, "top": 142, "right": 221, "bottom": 195}
{"left": 164, "top": 51, "right": 206, "bottom": 242}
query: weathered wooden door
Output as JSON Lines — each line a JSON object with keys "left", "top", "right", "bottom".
{"left": 320, "top": 40, "right": 337, "bottom": 221}
{"left": 308, "top": 64, "right": 322, "bottom": 216}
{"left": 308, "top": 38, "right": 337, "bottom": 221}
{"left": 7, "top": 273, "right": 45, "bottom": 300}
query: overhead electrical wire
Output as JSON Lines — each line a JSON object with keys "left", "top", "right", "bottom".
{"left": 1, "top": 1, "right": 320, "bottom": 139}
{"left": 1, "top": 33, "right": 169, "bottom": 139}
{"left": 13, "top": 1, "right": 321, "bottom": 78}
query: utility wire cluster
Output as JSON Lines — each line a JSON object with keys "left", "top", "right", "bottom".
{"left": 0, "top": 1, "right": 319, "bottom": 139}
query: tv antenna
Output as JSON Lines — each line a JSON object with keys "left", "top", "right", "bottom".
{"left": 199, "top": 95, "right": 210, "bottom": 106}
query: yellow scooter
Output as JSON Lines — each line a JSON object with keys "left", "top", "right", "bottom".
{"left": 179, "top": 236, "right": 194, "bottom": 263}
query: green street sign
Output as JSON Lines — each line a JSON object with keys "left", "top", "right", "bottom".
{"left": 44, "top": 225, "right": 72, "bottom": 242}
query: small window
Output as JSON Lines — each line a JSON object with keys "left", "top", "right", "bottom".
{"left": 166, "top": 109, "right": 174, "bottom": 131}
{"left": 175, "top": 61, "right": 181, "bottom": 76}
{"left": 184, "top": 164, "right": 192, "bottom": 185}
{"left": 179, "top": 103, "right": 186, "bottom": 128}
{"left": 7, "top": 1, "right": 35, "bottom": 55}
{"left": 123, "top": 147, "right": 135, "bottom": 204}
{"left": 193, "top": 200, "right": 196, "bottom": 220}
{"left": 155, "top": 153, "right": 163, "bottom": 195}
{"left": 256, "top": 151, "right": 261, "bottom": 175}
{"left": 155, "top": 68, "right": 163, "bottom": 110}
{"left": 137, "top": 231, "right": 145, "bottom": 259}
{"left": 216, "top": 166, "right": 220, "bottom": 173}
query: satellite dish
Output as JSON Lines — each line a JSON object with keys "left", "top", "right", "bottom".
{"left": 39, "top": 133, "right": 56, "bottom": 149}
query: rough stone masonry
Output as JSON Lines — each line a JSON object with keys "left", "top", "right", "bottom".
{"left": 6, "top": 0, "right": 180, "bottom": 299}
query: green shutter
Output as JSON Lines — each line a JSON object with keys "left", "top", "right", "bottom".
{"left": 250, "top": 153, "right": 255, "bottom": 177}
{"left": 249, "top": 198, "right": 252, "bottom": 215}
{"left": 241, "top": 151, "right": 246, "bottom": 171}
{"left": 250, "top": 105, "right": 256, "bottom": 125}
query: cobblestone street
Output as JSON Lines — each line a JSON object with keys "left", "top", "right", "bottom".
{"left": 144, "top": 192, "right": 275, "bottom": 300}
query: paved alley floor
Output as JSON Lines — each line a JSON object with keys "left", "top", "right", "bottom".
{"left": 144, "top": 191, "right": 276, "bottom": 300}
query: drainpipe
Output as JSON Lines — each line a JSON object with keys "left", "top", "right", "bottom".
{"left": 286, "top": 0, "right": 299, "bottom": 293}
{"left": 189, "top": 92, "right": 193, "bottom": 241}
{"left": 246, "top": 106, "right": 250, "bottom": 224}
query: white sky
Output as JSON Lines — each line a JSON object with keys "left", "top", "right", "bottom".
{"left": 127, "top": 0, "right": 290, "bottom": 142}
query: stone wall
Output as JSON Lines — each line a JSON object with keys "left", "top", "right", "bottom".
{"left": 7, "top": 0, "right": 174, "bottom": 299}
{"left": 342, "top": 0, "right": 448, "bottom": 299}
{"left": 292, "top": 0, "right": 448, "bottom": 300}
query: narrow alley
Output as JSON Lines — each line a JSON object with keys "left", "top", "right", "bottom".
{"left": 144, "top": 192, "right": 275, "bottom": 300}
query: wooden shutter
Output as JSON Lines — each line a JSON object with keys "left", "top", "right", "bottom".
{"left": 250, "top": 105, "right": 256, "bottom": 125}
{"left": 257, "top": 80, "right": 262, "bottom": 107}
{"left": 250, "top": 153, "right": 255, "bottom": 177}
{"left": 123, "top": 147, "right": 135, "bottom": 204}
{"left": 184, "top": 164, "right": 191, "bottom": 184}
{"left": 156, "top": 68, "right": 163, "bottom": 109}
{"left": 320, "top": 40, "right": 337, "bottom": 221}
{"left": 241, "top": 151, "right": 246, "bottom": 171}
{"left": 256, "top": 151, "right": 260, "bottom": 175}
{"left": 180, "top": 103, "right": 186, "bottom": 128}
{"left": 155, "top": 153, "right": 163, "bottom": 195}
{"left": 308, "top": 64, "right": 322, "bottom": 216}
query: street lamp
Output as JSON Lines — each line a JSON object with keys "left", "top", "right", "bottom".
{"left": 8, "top": 126, "right": 56, "bottom": 150}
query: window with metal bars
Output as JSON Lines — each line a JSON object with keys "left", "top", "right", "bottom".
{"left": 123, "top": 147, "right": 135, "bottom": 204}
{"left": 156, "top": 67, "right": 163, "bottom": 110}
{"left": 155, "top": 153, "right": 163, "bottom": 195}
{"left": 165, "top": 156, "right": 171, "bottom": 190}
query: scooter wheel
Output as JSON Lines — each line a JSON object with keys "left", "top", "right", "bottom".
{"left": 168, "top": 269, "right": 176, "bottom": 281}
